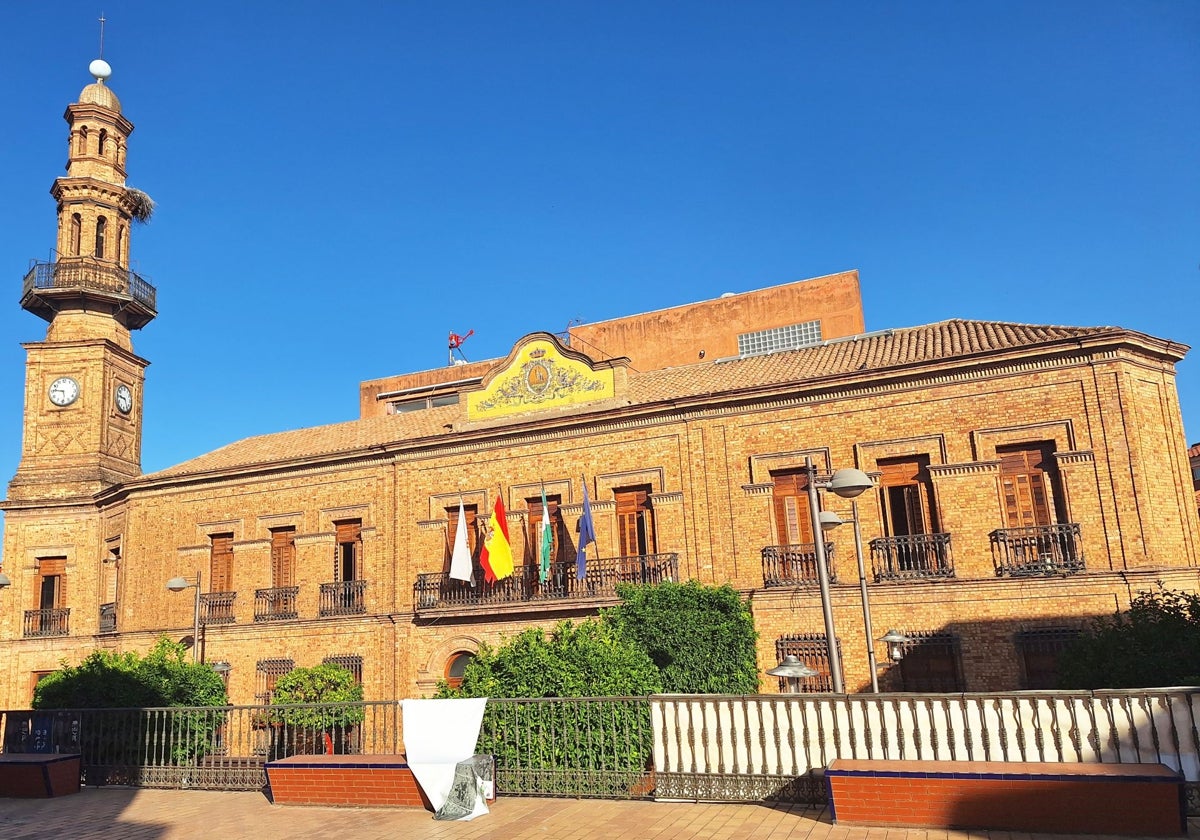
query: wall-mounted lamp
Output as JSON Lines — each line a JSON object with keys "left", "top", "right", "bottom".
{"left": 0, "top": 572, "right": 11, "bottom": 589}
{"left": 880, "top": 628, "right": 909, "bottom": 663}
{"left": 166, "top": 570, "right": 202, "bottom": 663}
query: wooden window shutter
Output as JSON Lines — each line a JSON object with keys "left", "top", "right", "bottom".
{"left": 999, "top": 444, "right": 1056, "bottom": 528}
{"left": 270, "top": 528, "right": 296, "bottom": 588}
{"left": 615, "top": 487, "right": 656, "bottom": 556}
{"left": 525, "top": 496, "right": 563, "bottom": 564}
{"left": 444, "top": 505, "right": 480, "bottom": 573}
{"left": 771, "top": 471, "right": 813, "bottom": 545}
{"left": 334, "top": 519, "right": 362, "bottom": 581}
{"left": 210, "top": 533, "right": 234, "bottom": 592}
{"left": 877, "top": 455, "right": 937, "bottom": 535}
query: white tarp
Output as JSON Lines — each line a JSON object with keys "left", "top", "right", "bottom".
{"left": 401, "top": 698, "right": 489, "bottom": 820}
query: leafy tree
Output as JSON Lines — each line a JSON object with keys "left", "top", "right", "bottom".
{"left": 435, "top": 620, "right": 661, "bottom": 796}
{"left": 33, "top": 637, "right": 226, "bottom": 709}
{"left": 438, "top": 619, "right": 663, "bottom": 699}
{"left": 1058, "top": 585, "right": 1200, "bottom": 689}
{"left": 604, "top": 581, "right": 760, "bottom": 693}
{"left": 270, "top": 663, "right": 364, "bottom": 729}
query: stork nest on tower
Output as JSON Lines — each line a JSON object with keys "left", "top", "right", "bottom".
{"left": 125, "top": 187, "right": 156, "bottom": 223}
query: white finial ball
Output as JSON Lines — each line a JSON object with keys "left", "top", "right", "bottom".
{"left": 89, "top": 59, "right": 112, "bottom": 81}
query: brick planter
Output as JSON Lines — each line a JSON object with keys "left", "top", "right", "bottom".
{"left": 265, "top": 754, "right": 431, "bottom": 809}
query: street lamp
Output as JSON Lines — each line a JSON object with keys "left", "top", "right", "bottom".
{"left": 803, "top": 456, "right": 873, "bottom": 694}
{"left": 0, "top": 571, "right": 10, "bottom": 589}
{"left": 767, "top": 653, "right": 818, "bottom": 694}
{"left": 880, "top": 628, "right": 909, "bottom": 663}
{"left": 166, "top": 570, "right": 202, "bottom": 662}
{"left": 819, "top": 500, "right": 883, "bottom": 692}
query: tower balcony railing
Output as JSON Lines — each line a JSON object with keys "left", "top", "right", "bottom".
{"left": 254, "top": 586, "right": 299, "bottom": 622}
{"left": 760, "top": 543, "right": 836, "bottom": 587}
{"left": 869, "top": 533, "right": 955, "bottom": 581}
{"left": 21, "top": 260, "right": 157, "bottom": 327}
{"left": 319, "top": 580, "right": 367, "bottom": 616}
{"left": 98, "top": 602, "right": 117, "bottom": 634}
{"left": 200, "top": 592, "right": 237, "bottom": 625}
{"left": 414, "top": 553, "right": 679, "bottom": 613}
{"left": 23, "top": 608, "right": 70, "bottom": 638}
{"left": 990, "top": 523, "right": 1085, "bottom": 577}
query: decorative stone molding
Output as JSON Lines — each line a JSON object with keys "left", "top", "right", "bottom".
{"left": 595, "top": 467, "right": 665, "bottom": 498}
{"left": 649, "top": 491, "right": 683, "bottom": 506}
{"left": 1055, "top": 450, "right": 1095, "bottom": 466}
{"left": 417, "top": 519, "right": 448, "bottom": 532}
{"left": 972, "top": 420, "right": 1076, "bottom": 461}
{"left": 854, "top": 435, "right": 948, "bottom": 467}
{"left": 196, "top": 519, "right": 241, "bottom": 540}
{"left": 561, "top": 499, "right": 616, "bottom": 516}
{"left": 749, "top": 448, "right": 831, "bottom": 485}
{"left": 741, "top": 482, "right": 775, "bottom": 497}
{"left": 927, "top": 461, "right": 1000, "bottom": 478}
{"left": 507, "top": 478, "right": 574, "bottom": 507}
{"left": 428, "top": 489, "right": 489, "bottom": 520}
{"left": 319, "top": 505, "right": 371, "bottom": 532}
{"left": 296, "top": 533, "right": 335, "bottom": 547}
{"left": 232, "top": 539, "right": 270, "bottom": 551}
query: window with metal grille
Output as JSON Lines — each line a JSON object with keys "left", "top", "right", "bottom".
{"left": 255, "top": 658, "right": 294, "bottom": 705}
{"left": 322, "top": 654, "right": 364, "bottom": 685}
{"left": 1015, "top": 627, "right": 1080, "bottom": 689}
{"left": 737, "top": 320, "right": 822, "bottom": 357}
{"left": 897, "top": 631, "right": 964, "bottom": 692}
{"left": 774, "top": 634, "right": 843, "bottom": 693}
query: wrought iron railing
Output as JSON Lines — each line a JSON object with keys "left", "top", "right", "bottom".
{"left": 22, "top": 260, "right": 157, "bottom": 312}
{"left": 990, "top": 523, "right": 1084, "bottom": 577}
{"left": 98, "top": 602, "right": 117, "bottom": 634}
{"left": 869, "top": 533, "right": 954, "bottom": 581}
{"left": 199, "top": 592, "right": 237, "bottom": 625}
{"left": 22, "top": 608, "right": 70, "bottom": 638}
{"left": 4, "top": 689, "right": 1200, "bottom": 810}
{"left": 414, "top": 553, "right": 679, "bottom": 612}
{"left": 253, "top": 586, "right": 299, "bottom": 622}
{"left": 760, "top": 543, "right": 836, "bottom": 587}
{"left": 319, "top": 580, "right": 367, "bottom": 616}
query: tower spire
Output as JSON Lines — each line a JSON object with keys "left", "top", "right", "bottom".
{"left": 98, "top": 13, "right": 106, "bottom": 59}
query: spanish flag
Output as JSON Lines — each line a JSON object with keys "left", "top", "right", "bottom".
{"left": 481, "top": 494, "right": 514, "bottom": 583}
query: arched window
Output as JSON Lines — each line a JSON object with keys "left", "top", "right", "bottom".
{"left": 98, "top": 129, "right": 108, "bottom": 157}
{"left": 77, "top": 126, "right": 89, "bottom": 156}
{"left": 94, "top": 216, "right": 107, "bottom": 258}
{"left": 444, "top": 651, "right": 476, "bottom": 690}
{"left": 70, "top": 213, "right": 82, "bottom": 256}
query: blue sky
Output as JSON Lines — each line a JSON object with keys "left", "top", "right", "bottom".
{"left": 1, "top": 2, "right": 1197, "bottom": 530}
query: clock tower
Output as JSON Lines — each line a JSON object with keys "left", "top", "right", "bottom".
{"left": 6, "top": 59, "right": 156, "bottom": 506}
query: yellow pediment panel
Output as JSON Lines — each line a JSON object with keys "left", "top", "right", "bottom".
{"left": 467, "top": 337, "right": 615, "bottom": 421}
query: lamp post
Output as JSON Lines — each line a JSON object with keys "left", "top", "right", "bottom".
{"left": 819, "top": 500, "right": 881, "bottom": 692}
{"left": 166, "top": 570, "right": 202, "bottom": 662}
{"left": 803, "top": 456, "right": 873, "bottom": 694}
{"left": 767, "top": 653, "right": 818, "bottom": 694}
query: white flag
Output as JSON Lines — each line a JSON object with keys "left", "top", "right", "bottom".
{"left": 449, "top": 500, "right": 474, "bottom": 584}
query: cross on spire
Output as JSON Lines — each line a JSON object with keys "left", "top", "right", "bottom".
{"left": 98, "top": 13, "right": 106, "bottom": 59}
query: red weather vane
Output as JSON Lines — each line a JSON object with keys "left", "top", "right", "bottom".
{"left": 448, "top": 329, "right": 474, "bottom": 364}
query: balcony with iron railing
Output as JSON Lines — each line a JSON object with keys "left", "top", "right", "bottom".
{"left": 319, "top": 580, "right": 367, "bottom": 617}
{"left": 254, "top": 587, "right": 299, "bottom": 622}
{"left": 990, "top": 523, "right": 1084, "bottom": 577}
{"left": 21, "top": 260, "right": 157, "bottom": 328}
{"left": 414, "top": 553, "right": 679, "bottom": 614}
{"left": 869, "top": 533, "right": 955, "bottom": 581}
{"left": 200, "top": 592, "right": 237, "bottom": 625}
{"left": 23, "top": 608, "right": 70, "bottom": 638}
{"left": 99, "top": 602, "right": 117, "bottom": 634}
{"left": 760, "top": 543, "right": 836, "bottom": 587}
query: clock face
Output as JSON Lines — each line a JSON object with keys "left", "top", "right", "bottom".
{"left": 48, "top": 376, "right": 80, "bottom": 407}
{"left": 115, "top": 383, "right": 133, "bottom": 414}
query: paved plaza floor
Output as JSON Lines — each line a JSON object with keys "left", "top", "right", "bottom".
{"left": 0, "top": 787, "right": 1192, "bottom": 840}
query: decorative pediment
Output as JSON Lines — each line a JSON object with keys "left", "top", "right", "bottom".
{"left": 466, "top": 333, "right": 627, "bottom": 421}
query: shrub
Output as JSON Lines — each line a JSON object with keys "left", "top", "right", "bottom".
{"left": 604, "top": 581, "right": 760, "bottom": 693}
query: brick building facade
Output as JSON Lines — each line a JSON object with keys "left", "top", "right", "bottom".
{"left": 3, "top": 65, "right": 1199, "bottom": 709}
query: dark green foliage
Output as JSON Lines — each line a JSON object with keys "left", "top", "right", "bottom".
{"left": 437, "top": 620, "right": 663, "bottom": 699}
{"left": 30, "top": 638, "right": 227, "bottom": 771}
{"left": 33, "top": 637, "right": 227, "bottom": 709}
{"left": 270, "top": 663, "right": 365, "bottom": 729}
{"left": 1058, "top": 585, "right": 1200, "bottom": 689}
{"left": 604, "top": 581, "right": 760, "bottom": 693}
{"left": 435, "top": 620, "right": 661, "bottom": 795}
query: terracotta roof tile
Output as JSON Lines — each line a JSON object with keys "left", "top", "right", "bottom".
{"left": 144, "top": 319, "right": 1122, "bottom": 480}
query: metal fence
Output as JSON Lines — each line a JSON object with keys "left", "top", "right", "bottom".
{"left": 3, "top": 689, "right": 1198, "bottom": 810}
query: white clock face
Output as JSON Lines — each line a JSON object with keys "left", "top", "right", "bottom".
{"left": 115, "top": 384, "right": 133, "bottom": 414}
{"left": 48, "top": 376, "right": 80, "bottom": 407}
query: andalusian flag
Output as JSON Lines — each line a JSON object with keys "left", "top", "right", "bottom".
{"left": 538, "top": 485, "right": 553, "bottom": 583}
{"left": 482, "top": 494, "right": 514, "bottom": 583}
